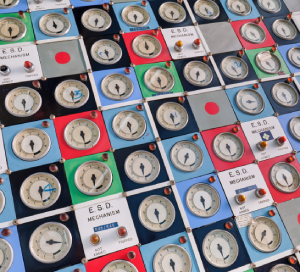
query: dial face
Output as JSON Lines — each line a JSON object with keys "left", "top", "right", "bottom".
{"left": 124, "top": 150, "right": 160, "bottom": 184}
{"left": 202, "top": 230, "right": 239, "bottom": 268}
{"left": 153, "top": 244, "right": 192, "bottom": 272}
{"left": 158, "top": 2, "right": 186, "bottom": 23}
{"left": 29, "top": 222, "right": 72, "bottom": 264}
{"left": 272, "top": 19, "right": 297, "bottom": 40}
{"left": 156, "top": 102, "right": 188, "bottom": 131}
{"left": 220, "top": 56, "right": 249, "bottom": 80}
{"left": 12, "top": 128, "right": 51, "bottom": 161}
{"left": 185, "top": 183, "right": 221, "bottom": 217}
{"left": 64, "top": 118, "right": 100, "bottom": 150}
{"left": 255, "top": 52, "right": 281, "bottom": 74}
{"left": 213, "top": 132, "right": 244, "bottom": 162}
{"left": 132, "top": 34, "right": 162, "bottom": 59}
{"left": 257, "top": 0, "right": 281, "bottom": 13}
{"left": 288, "top": 47, "right": 300, "bottom": 68}
{"left": 170, "top": 141, "right": 204, "bottom": 172}
{"left": 144, "top": 67, "right": 175, "bottom": 93}
{"left": 0, "top": 190, "right": 5, "bottom": 215}
{"left": 74, "top": 160, "right": 113, "bottom": 195}
{"left": 289, "top": 116, "right": 300, "bottom": 141}
{"left": 0, "top": 238, "right": 13, "bottom": 272}
{"left": 193, "top": 0, "right": 220, "bottom": 19}
{"left": 0, "top": 0, "right": 19, "bottom": 9}
{"left": 81, "top": 8, "right": 112, "bottom": 32}
{"left": 183, "top": 61, "right": 213, "bottom": 86}
{"left": 247, "top": 216, "right": 282, "bottom": 252}
{"left": 39, "top": 13, "right": 71, "bottom": 37}
{"left": 240, "top": 23, "right": 266, "bottom": 44}
{"left": 5, "top": 87, "right": 42, "bottom": 117}
{"left": 270, "top": 264, "right": 297, "bottom": 272}
{"left": 138, "top": 195, "right": 175, "bottom": 232}
{"left": 112, "top": 110, "right": 147, "bottom": 141}
{"left": 90, "top": 39, "right": 122, "bottom": 65}
{"left": 271, "top": 82, "right": 298, "bottom": 107}
{"left": 102, "top": 260, "right": 139, "bottom": 272}
{"left": 20, "top": 172, "right": 61, "bottom": 209}
{"left": 0, "top": 17, "right": 26, "bottom": 42}
{"left": 226, "top": 0, "right": 252, "bottom": 15}
{"left": 121, "top": 5, "right": 150, "bottom": 27}
{"left": 54, "top": 80, "right": 89, "bottom": 109}
{"left": 235, "top": 88, "right": 265, "bottom": 115}
{"left": 269, "top": 162, "right": 300, "bottom": 193}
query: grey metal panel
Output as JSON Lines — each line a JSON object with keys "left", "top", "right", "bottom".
{"left": 283, "top": 0, "right": 300, "bottom": 12}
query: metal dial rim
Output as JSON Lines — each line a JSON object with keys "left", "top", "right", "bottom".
{"left": 240, "top": 22, "right": 267, "bottom": 44}
{"left": 289, "top": 116, "right": 300, "bottom": 141}
{"left": 132, "top": 34, "right": 162, "bottom": 59}
{"left": 0, "top": 238, "right": 13, "bottom": 272}
{"left": 288, "top": 47, "right": 300, "bottom": 68}
{"left": 81, "top": 8, "right": 112, "bottom": 32}
{"left": 0, "top": 17, "right": 27, "bottom": 41}
{"left": 102, "top": 260, "right": 139, "bottom": 272}
{"left": 220, "top": 56, "right": 249, "bottom": 80}
{"left": 158, "top": 2, "right": 187, "bottom": 23}
{"left": 257, "top": 0, "right": 281, "bottom": 13}
{"left": 270, "top": 264, "right": 297, "bottom": 272}
{"left": 255, "top": 52, "right": 281, "bottom": 74}
{"left": 226, "top": 0, "right": 252, "bottom": 16}
{"left": 272, "top": 19, "right": 297, "bottom": 40}
{"left": 144, "top": 67, "right": 175, "bottom": 93}
{"left": 183, "top": 60, "right": 213, "bottom": 86}
{"left": 0, "top": 190, "right": 5, "bottom": 215}
{"left": 193, "top": 0, "right": 220, "bottom": 20}
{"left": 121, "top": 5, "right": 150, "bottom": 27}
{"left": 0, "top": 0, "right": 20, "bottom": 9}
{"left": 38, "top": 13, "right": 71, "bottom": 37}
{"left": 271, "top": 82, "right": 299, "bottom": 107}
{"left": 235, "top": 88, "right": 265, "bottom": 115}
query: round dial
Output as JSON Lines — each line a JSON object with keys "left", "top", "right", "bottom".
{"left": 0, "top": 17, "right": 26, "bottom": 42}
{"left": 288, "top": 47, "right": 300, "bottom": 68}
{"left": 257, "top": 0, "right": 281, "bottom": 13}
{"left": 0, "top": 0, "right": 19, "bottom": 9}
{"left": 144, "top": 67, "right": 175, "bottom": 93}
{"left": 102, "top": 260, "right": 139, "bottom": 272}
{"left": 220, "top": 56, "right": 249, "bottom": 80}
{"left": 289, "top": 116, "right": 300, "bottom": 141}
{"left": 240, "top": 23, "right": 266, "bottom": 44}
{"left": 81, "top": 8, "right": 112, "bottom": 32}
{"left": 112, "top": 110, "right": 147, "bottom": 141}
{"left": 74, "top": 160, "right": 112, "bottom": 196}
{"left": 0, "top": 190, "right": 5, "bottom": 215}
{"left": 193, "top": 0, "right": 220, "bottom": 20}
{"left": 0, "top": 238, "right": 13, "bottom": 272}
{"left": 124, "top": 150, "right": 160, "bottom": 184}
{"left": 213, "top": 132, "right": 244, "bottom": 162}
{"left": 270, "top": 264, "right": 297, "bottom": 272}
{"left": 54, "top": 80, "right": 89, "bottom": 109}
{"left": 226, "top": 0, "right": 252, "bottom": 15}
{"left": 20, "top": 172, "right": 61, "bottom": 209}
{"left": 39, "top": 13, "right": 71, "bottom": 37}
{"left": 29, "top": 222, "right": 72, "bottom": 263}
{"left": 271, "top": 82, "right": 298, "bottom": 107}
{"left": 12, "top": 128, "right": 51, "bottom": 161}
{"left": 132, "top": 34, "right": 162, "bottom": 59}
{"left": 247, "top": 216, "right": 282, "bottom": 252}
{"left": 183, "top": 61, "right": 213, "bottom": 86}
{"left": 170, "top": 141, "right": 204, "bottom": 172}
{"left": 255, "top": 52, "right": 281, "bottom": 74}
{"left": 156, "top": 102, "right": 188, "bottom": 131}
{"left": 158, "top": 2, "right": 186, "bottom": 23}
{"left": 138, "top": 195, "right": 175, "bottom": 232}
{"left": 185, "top": 183, "right": 221, "bottom": 217}
{"left": 153, "top": 244, "right": 192, "bottom": 272}
{"left": 5, "top": 87, "right": 42, "bottom": 117}
{"left": 272, "top": 19, "right": 297, "bottom": 40}
{"left": 270, "top": 162, "right": 300, "bottom": 193}
{"left": 202, "top": 230, "right": 239, "bottom": 268}
{"left": 91, "top": 39, "right": 122, "bottom": 65}
{"left": 235, "top": 88, "right": 265, "bottom": 115}
{"left": 121, "top": 5, "right": 150, "bottom": 27}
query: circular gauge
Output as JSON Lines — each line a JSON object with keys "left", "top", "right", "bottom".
{"left": 0, "top": 0, "right": 20, "bottom": 8}
{"left": 240, "top": 23, "right": 266, "bottom": 44}
{"left": 20, "top": 172, "right": 61, "bottom": 209}
{"left": 185, "top": 183, "right": 221, "bottom": 217}
{"left": 226, "top": 0, "right": 252, "bottom": 15}
{"left": 12, "top": 128, "right": 51, "bottom": 161}
{"left": 5, "top": 87, "right": 42, "bottom": 117}
{"left": 112, "top": 110, "right": 147, "bottom": 141}
{"left": 255, "top": 52, "right": 281, "bottom": 74}
{"left": 0, "top": 190, "right": 5, "bottom": 215}
{"left": 102, "top": 260, "right": 139, "bottom": 272}
{"left": 247, "top": 216, "right": 282, "bottom": 252}
{"left": 39, "top": 13, "right": 71, "bottom": 37}
{"left": 90, "top": 39, "right": 122, "bottom": 65}
{"left": 289, "top": 116, "right": 300, "bottom": 141}
{"left": 138, "top": 195, "right": 175, "bottom": 232}
{"left": 170, "top": 141, "right": 204, "bottom": 172}
{"left": 156, "top": 102, "right": 188, "bottom": 131}
{"left": 213, "top": 132, "right": 244, "bottom": 162}
{"left": 153, "top": 244, "right": 192, "bottom": 272}
{"left": 270, "top": 264, "right": 297, "bottom": 272}
{"left": 121, "top": 5, "right": 150, "bottom": 27}
{"left": 272, "top": 19, "right": 297, "bottom": 40}
{"left": 132, "top": 34, "right": 162, "bottom": 59}
{"left": 220, "top": 56, "right": 249, "bottom": 80}
{"left": 29, "top": 222, "right": 72, "bottom": 263}
{"left": 257, "top": 0, "right": 281, "bottom": 13}
{"left": 193, "top": 0, "right": 220, "bottom": 20}
{"left": 81, "top": 8, "right": 112, "bottom": 32}
{"left": 271, "top": 82, "right": 298, "bottom": 107}
{"left": 74, "top": 160, "right": 112, "bottom": 196}
{"left": 0, "top": 17, "right": 26, "bottom": 42}
{"left": 144, "top": 67, "right": 175, "bottom": 93}
{"left": 54, "top": 80, "right": 89, "bottom": 109}
{"left": 235, "top": 88, "right": 265, "bottom": 115}
{"left": 158, "top": 2, "right": 186, "bottom": 23}
{"left": 0, "top": 238, "right": 13, "bottom": 272}
{"left": 124, "top": 150, "right": 160, "bottom": 184}
{"left": 202, "top": 230, "right": 239, "bottom": 268}
{"left": 183, "top": 61, "right": 213, "bottom": 86}
{"left": 288, "top": 47, "right": 300, "bottom": 68}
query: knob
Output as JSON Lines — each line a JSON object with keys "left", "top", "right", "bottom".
{"left": 174, "top": 41, "right": 183, "bottom": 52}
{"left": 256, "top": 141, "right": 267, "bottom": 151}
{"left": 192, "top": 39, "right": 201, "bottom": 49}
{"left": 0, "top": 65, "right": 10, "bottom": 76}
{"left": 89, "top": 234, "right": 101, "bottom": 245}
{"left": 276, "top": 136, "right": 286, "bottom": 146}
{"left": 255, "top": 188, "right": 266, "bottom": 198}
{"left": 24, "top": 61, "right": 35, "bottom": 73}
{"left": 117, "top": 226, "right": 128, "bottom": 238}
{"left": 235, "top": 194, "right": 246, "bottom": 205}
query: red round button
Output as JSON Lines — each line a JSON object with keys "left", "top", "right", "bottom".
{"left": 205, "top": 102, "right": 219, "bottom": 115}
{"left": 55, "top": 52, "right": 71, "bottom": 64}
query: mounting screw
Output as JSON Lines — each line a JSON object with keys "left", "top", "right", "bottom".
{"left": 5, "top": 169, "right": 11, "bottom": 175}
{"left": 194, "top": 22, "right": 198, "bottom": 26}
{"left": 274, "top": 112, "right": 279, "bottom": 117}
{"left": 59, "top": 158, "right": 65, "bottom": 164}
{"left": 170, "top": 180, "right": 175, "bottom": 186}
{"left": 254, "top": 159, "right": 259, "bottom": 164}
{"left": 214, "top": 169, "right": 219, "bottom": 174}
{"left": 250, "top": 263, "right": 256, "bottom": 269}
{"left": 294, "top": 247, "right": 299, "bottom": 253}
{"left": 41, "top": 76, "right": 46, "bottom": 81}
{"left": 186, "top": 227, "right": 192, "bottom": 233}
{"left": 0, "top": 124, "right": 4, "bottom": 129}
{"left": 292, "top": 150, "right": 297, "bottom": 155}
{"left": 142, "top": 98, "right": 147, "bottom": 103}
{"left": 27, "top": 8, "right": 31, "bottom": 12}
{"left": 87, "top": 69, "right": 92, "bottom": 73}
{"left": 70, "top": 205, "right": 75, "bottom": 211}
{"left": 78, "top": 34, "right": 83, "bottom": 39}
{"left": 228, "top": 18, "right": 232, "bottom": 22}
{"left": 81, "top": 258, "right": 88, "bottom": 264}
{"left": 236, "top": 120, "right": 242, "bottom": 125}
{"left": 222, "top": 85, "right": 226, "bottom": 90}
{"left": 122, "top": 192, "right": 127, "bottom": 197}
{"left": 155, "top": 137, "right": 161, "bottom": 142}
{"left": 50, "top": 114, "right": 55, "bottom": 120}
{"left": 272, "top": 202, "right": 278, "bottom": 207}
{"left": 109, "top": 147, "right": 115, "bottom": 153}
{"left": 13, "top": 219, "right": 19, "bottom": 225}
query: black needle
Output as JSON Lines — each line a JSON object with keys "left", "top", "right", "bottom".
{"left": 46, "top": 240, "right": 62, "bottom": 245}
{"left": 80, "top": 131, "right": 85, "bottom": 142}
{"left": 170, "top": 10, "right": 174, "bottom": 18}
{"left": 266, "top": 61, "right": 272, "bottom": 68}
{"left": 8, "top": 26, "right": 12, "bottom": 36}
{"left": 217, "top": 244, "right": 224, "bottom": 258}
{"left": 94, "top": 18, "right": 98, "bottom": 27}
{"left": 115, "top": 84, "right": 120, "bottom": 94}
{"left": 231, "top": 66, "right": 238, "bottom": 74}
{"left": 154, "top": 208, "right": 159, "bottom": 222}
{"left": 200, "top": 195, "right": 205, "bottom": 209}
{"left": 91, "top": 174, "right": 96, "bottom": 187}
{"left": 261, "top": 230, "right": 266, "bottom": 242}
{"left": 226, "top": 143, "right": 231, "bottom": 155}
{"left": 140, "top": 163, "right": 145, "bottom": 175}
{"left": 104, "top": 49, "right": 109, "bottom": 59}
{"left": 133, "top": 13, "right": 138, "bottom": 22}
{"left": 282, "top": 92, "right": 287, "bottom": 101}
{"left": 145, "top": 41, "right": 149, "bottom": 51}
{"left": 38, "top": 186, "right": 43, "bottom": 200}
{"left": 250, "top": 31, "right": 256, "bottom": 39}
{"left": 282, "top": 173, "right": 289, "bottom": 185}
{"left": 53, "top": 20, "right": 57, "bottom": 29}
{"left": 21, "top": 98, "right": 26, "bottom": 110}
{"left": 246, "top": 100, "right": 256, "bottom": 104}
{"left": 157, "top": 77, "right": 162, "bottom": 87}
{"left": 127, "top": 122, "right": 132, "bottom": 133}
{"left": 70, "top": 91, "right": 75, "bottom": 101}
{"left": 29, "top": 140, "right": 35, "bottom": 152}
{"left": 281, "top": 28, "right": 286, "bottom": 35}
{"left": 169, "top": 259, "right": 175, "bottom": 272}
{"left": 184, "top": 153, "right": 189, "bottom": 164}
{"left": 170, "top": 113, "right": 175, "bottom": 123}
{"left": 196, "top": 71, "right": 200, "bottom": 80}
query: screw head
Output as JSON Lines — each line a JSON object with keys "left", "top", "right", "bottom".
{"left": 90, "top": 111, "right": 98, "bottom": 119}
{"left": 127, "top": 251, "right": 136, "bottom": 259}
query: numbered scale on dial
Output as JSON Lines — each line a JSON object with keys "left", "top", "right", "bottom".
{"left": 81, "top": 9, "right": 112, "bottom": 32}
{"left": 270, "top": 264, "right": 297, "bottom": 272}
{"left": 272, "top": 19, "right": 297, "bottom": 40}
{"left": 271, "top": 82, "right": 299, "bottom": 107}
{"left": 0, "top": 190, "right": 5, "bottom": 215}
{"left": 226, "top": 0, "right": 252, "bottom": 16}
{"left": 183, "top": 61, "right": 213, "bottom": 86}
{"left": 240, "top": 23, "right": 266, "bottom": 44}
{"left": 0, "top": 17, "right": 27, "bottom": 42}
{"left": 39, "top": 13, "right": 71, "bottom": 37}
{"left": 0, "top": 238, "right": 13, "bottom": 272}
{"left": 288, "top": 47, "right": 300, "bottom": 68}
{"left": 193, "top": 0, "right": 220, "bottom": 20}
{"left": 132, "top": 34, "right": 162, "bottom": 59}
{"left": 102, "top": 260, "right": 138, "bottom": 272}
{"left": 0, "top": 0, "right": 19, "bottom": 9}
{"left": 255, "top": 52, "right": 281, "bottom": 74}
{"left": 158, "top": 2, "right": 186, "bottom": 23}
{"left": 257, "top": 0, "right": 281, "bottom": 13}
{"left": 289, "top": 116, "right": 300, "bottom": 141}
{"left": 121, "top": 5, "right": 150, "bottom": 27}
{"left": 144, "top": 67, "right": 175, "bottom": 93}
{"left": 235, "top": 88, "right": 265, "bottom": 115}
{"left": 220, "top": 56, "right": 249, "bottom": 80}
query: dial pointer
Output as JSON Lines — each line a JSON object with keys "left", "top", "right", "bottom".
{"left": 169, "top": 259, "right": 175, "bottom": 272}
{"left": 282, "top": 173, "right": 289, "bottom": 186}
{"left": 21, "top": 98, "right": 26, "bottom": 110}
{"left": 29, "top": 140, "right": 35, "bottom": 152}
{"left": 80, "top": 131, "right": 85, "bottom": 143}
{"left": 127, "top": 122, "right": 132, "bottom": 133}
{"left": 70, "top": 91, "right": 75, "bottom": 101}
{"left": 91, "top": 174, "right": 96, "bottom": 187}
{"left": 154, "top": 208, "right": 159, "bottom": 222}
{"left": 94, "top": 18, "right": 98, "bottom": 27}
{"left": 46, "top": 240, "right": 62, "bottom": 245}
{"left": 38, "top": 186, "right": 43, "bottom": 200}
{"left": 170, "top": 113, "right": 175, "bottom": 123}
{"left": 115, "top": 84, "right": 120, "bottom": 94}
{"left": 200, "top": 195, "right": 205, "bottom": 209}
{"left": 217, "top": 244, "right": 224, "bottom": 258}
{"left": 261, "top": 230, "right": 266, "bottom": 242}
{"left": 170, "top": 10, "right": 174, "bottom": 18}
{"left": 140, "top": 163, "right": 145, "bottom": 176}
{"left": 8, "top": 26, "right": 12, "bottom": 37}
{"left": 184, "top": 153, "right": 189, "bottom": 164}
{"left": 53, "top": 20, "right": 57, "bottom": 29}
{"left": 226, "top": 143, "right": 231, "bottom": 155}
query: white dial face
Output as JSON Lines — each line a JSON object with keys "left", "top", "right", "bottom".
{"left": 39, "top": 13, "right": 71, "bottom": 37}
{"left": 91, "top": 39, "right": 122, "bottom": 65}
{"left": 170, "top": 141, "right": 203, "bottom": 172}
{"left": 5, "top": 87, "right": 42, "bottom": 117}
{"left": 183, "top": 61, "right": 213, "bottom": 86}
{"left": 193, "top": 0, "right": 220, "bottom": 19}
{"left": 0, "top": 17, "right": 26, "bottom": 41}
{"left": 29, "top": 222, "right": 72, "bottom": 264}
{"left": 255, "top": 52, "right": 281, "bottom": 74}
{"left": 220, "top": 56, "right": 248, "bottom": 80}
{"left": 240, "top": 23, "right": 266, "bottom": 44}
{"left": 159, "top": 2, "right": 186, "bottom": 23}
{"left": 144, "top": 67, "right": 175, "bottom": 93}
{"left": 247, "top": 216, "right": 281, "bottom": 252}
{"left": 235, "top": 88, "right": 265, "bottom": 115}
{"left": 102, "top": 260, "right": 139, "bottom": 272}
{"left": 138, "top": 195, "right": 175, "bottom": 232}
{"left": 213, "top": 132, "right": 244, "bottom": 162}
{"left": 288, "top": 47, "right": 300, "bottom": 68}
{"left": 0, "top": 190, "right": 5, "bottom": 215}
{"left": 81, "top": 8, "right": 112, "bottom": 32}
{"left": 153, "top": 244, "right": 192, "bottom": 272}
{"left": 12, "top": 128, "right": 51, "bottom": 161}
{"left": 272, "top": 19, "right": 297, "bottom": 40}
{"left": 0, "top": 0, "right": 19, "bottom": 8}
{"left": 270, "top": 264, "right": 297, "bottom": 272}
{"left": 132, "top": 34, "right": 162, "bottom": 59}
{"left": 202, "top": 230, "right": 239, "bottom": 268}
{"left": 74, "top": 160, "right": 112, "bottom": 195}
{"left": 124, "top": 150, "right": 160, "bottom": 184}
{"left": 121, "top": 5, "right": 150, "bottom": 27}
{"left": 258, "top": 0, "right": 281, "bottom": 13}
{"left": 289, "top": 116, "right": 300, "bottom": 141}
{"left": 0, "top": 238, "right": 13, "bottom": 272}
{"left": 271, "top": 83, "right": 298, "bottom": 107}
{"left": 186, "top": 183, "right": 220, "bottom": 217}
{"left": 226, "top": 0, "right": 252, "bottom": 15}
